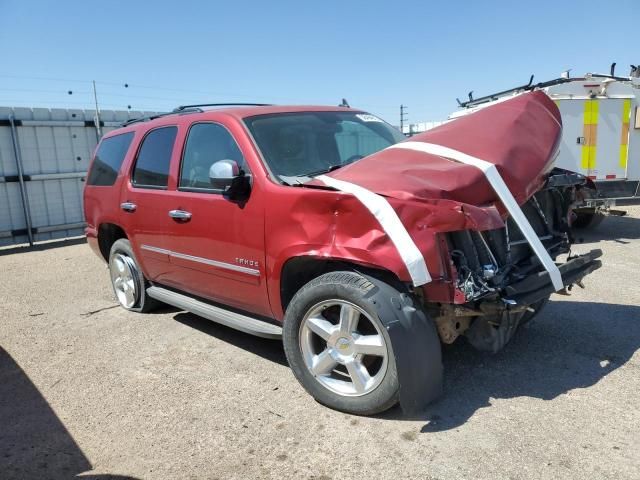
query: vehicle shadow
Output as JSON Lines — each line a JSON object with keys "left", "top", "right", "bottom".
{"left": 172, "top": 311, "right": 287, "bottom": 366}
{"left": 574, "top": 213, "right": 640, "bottom": 243}
{"left": 379, "top": 300, "right": 640, "bottom": 431}
{"left": 0, "top": 347, "right": 141, "bottom": 480}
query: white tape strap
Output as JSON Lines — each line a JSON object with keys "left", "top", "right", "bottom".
{"left": 389, "top": 141, "right": 564, "bottom": 291}
{"left": 316, "top": 175, "right": 431, "bottom": 287}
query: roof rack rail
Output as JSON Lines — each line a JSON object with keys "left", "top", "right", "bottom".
{"left": 593, "top": 61, "right": 631, "bottom": 81}
{"left": 121, "top": 112, "right": 172, "bottom": 126}
{"left": 173, "top": 102, "right": 272, "bottom": 111}
{"left": 458, "top": 67, "right": 634, "bottom": 109}
{"left": 121, "top": 103, "right": 273, "bottom": 127}
{"left": 456, "top": 75, "right": 575, "bottom": 108}
{"left": 586, "top": 73, "right": 630, "bottom": 82}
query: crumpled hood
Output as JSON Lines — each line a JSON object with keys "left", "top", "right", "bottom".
{"left": 322, "top": 91, "right": 562, "bottom": 207}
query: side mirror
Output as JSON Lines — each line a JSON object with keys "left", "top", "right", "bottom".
{"left": 209, "top": 159, "right": 251, "bottom": 201}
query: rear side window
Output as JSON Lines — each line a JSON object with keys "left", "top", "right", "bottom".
{"left": 132, "top": 126, "right": 178, "bottom": 188}
{"left": 87, "top": 132, "right": 134, "bottom": 186}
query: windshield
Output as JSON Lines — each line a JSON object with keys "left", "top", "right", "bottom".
{"left": 244, "top": 111, "right": 406, "bottom": 181}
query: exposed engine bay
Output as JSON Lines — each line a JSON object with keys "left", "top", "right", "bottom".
{"left": 427, "top": 168, "right": 603, "bottom": 352}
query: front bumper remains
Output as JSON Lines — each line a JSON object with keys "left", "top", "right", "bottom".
{"left": 503, "top": 249, "right": 603, "bottom": 305}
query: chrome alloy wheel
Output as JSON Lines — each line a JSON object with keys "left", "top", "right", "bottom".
{"left": 109, "top": 253, "right": 139, "bottom": 308}
{"left": 300, "top": 300, "right": 389, "bottom": 397}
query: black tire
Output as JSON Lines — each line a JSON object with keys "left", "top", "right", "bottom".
{"left": 466, "top": 296, "right": 551, "bottom": 352}
{"left": 108, "top": 238, "right": 160, "bottom": 313}
{"left": 283, "top": 271, "right": 400, "bottom": 415}
{"left": 573, "top": 211, "right": 605, "bottom": 230}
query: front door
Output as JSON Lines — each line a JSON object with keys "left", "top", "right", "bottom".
{"left": 163, "top": 122, "right": 271, "bottom": 317}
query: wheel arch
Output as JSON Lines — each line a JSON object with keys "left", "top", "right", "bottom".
{"left": 279, "top": 255, "right": 408, "bottom": 315}
{"left": 97, "top": 223, "right": 128, "bottom": 261}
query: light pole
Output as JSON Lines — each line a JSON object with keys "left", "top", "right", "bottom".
{"left": 92, "top": 80, "right": 102, "bottom": 141}
{"left": 68, "top": 81, "right": 133, "bottom": 140}
{"left": 68, "top": 83, "right": 101, "bottom": 142}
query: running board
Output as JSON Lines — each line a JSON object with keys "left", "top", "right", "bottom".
{"left": 146, "top": 286, "right": 282, "bottom": 339}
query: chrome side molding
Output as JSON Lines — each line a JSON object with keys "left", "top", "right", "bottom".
{"left": 140, "top": 244, "right": 260, "bottom": 277}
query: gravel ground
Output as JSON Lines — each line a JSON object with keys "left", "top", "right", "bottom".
{"left": 1, "top": 207, "right": 639, "bottom": 480}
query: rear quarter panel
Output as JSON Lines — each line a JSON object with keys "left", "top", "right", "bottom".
{"left": 83, "top": 128, "right": 140, "bottom": 261}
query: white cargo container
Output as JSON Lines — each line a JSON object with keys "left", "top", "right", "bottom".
{"left": 451, "top": 67, "right": 640, "bottom": 227}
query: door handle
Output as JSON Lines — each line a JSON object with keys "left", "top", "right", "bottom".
{"left": 120, "top": 202, "right": 137, "bottom": 212}
{"left": 169, "top": 209, "right": 192, "bottom": 221}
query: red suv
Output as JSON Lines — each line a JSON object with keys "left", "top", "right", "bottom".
{"left": 84, "top": 93, "right": 601, "bottom": 415}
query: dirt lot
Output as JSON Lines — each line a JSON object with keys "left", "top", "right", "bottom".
{"left": 1, "top": 207, "right": 639, "bottom": 480}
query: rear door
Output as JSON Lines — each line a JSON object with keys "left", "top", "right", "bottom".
{"left": 162, "top": 121, "right": 271, "bottom": 317}
{"left": 555, "top": 99, "right": 588, "bottom": 175}
{"left": 556, "top": 98, "right": 632, "bottom": 180}
{"left": 119, "top": 125, "right": 179, "bottom": 282}
{"left": 596, "top": 98, "right": 631, "bottom": 180}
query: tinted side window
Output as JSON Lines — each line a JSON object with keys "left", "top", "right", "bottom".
{"left": 132, "top": 126, "right": 178, "bottom": 188}
{"left": 179, "top": 123, "right": 246, "bottom": 190}
{"left": 87, "top": 132, "right": 134, "bottom": 186}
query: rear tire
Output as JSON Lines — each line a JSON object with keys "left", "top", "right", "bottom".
{"left": 108, "top": 239, "right": 159, "bottom": 313}
{"left": 283, "top": 271, "right": 400, "bottom": 415}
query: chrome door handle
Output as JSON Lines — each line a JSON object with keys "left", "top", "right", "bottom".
{"left": 169, "top": 209, "right": 192, "bottom": 221}
{"left": 120, "top": 202, "right": 137, "bottom": 212}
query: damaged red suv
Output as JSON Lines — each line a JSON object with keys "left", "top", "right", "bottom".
{"left": 84, "top": 92, "right": 602, "bottom": 415}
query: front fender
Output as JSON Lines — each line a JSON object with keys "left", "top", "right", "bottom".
{"left": 264, "top": 186, "right": 505, "bottom": 318}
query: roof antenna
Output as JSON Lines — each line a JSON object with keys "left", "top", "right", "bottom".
{"left": 610, "top": 62, "right": 617, "bottom": 76}
{"left": 561, "top": 69, "right": 571, "bottom": 79}
{"left": 339, "top": 98, "right": 350, "bottom": 108}
{"left": 468, "top": 91, "right": 474, "bottom": 102}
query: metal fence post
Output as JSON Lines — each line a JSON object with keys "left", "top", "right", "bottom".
{"left": 8, "top": 115, "right": 34, "bottom": 246}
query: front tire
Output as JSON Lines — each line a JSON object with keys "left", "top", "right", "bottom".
{"left": 283, "top": 271, "right": 400, "bottom": 415}
{"left": 108, "top": 238, "right": 159, "bottom": 313}
{"left": 573, "top": 211, "right": 605, "bottom": 230}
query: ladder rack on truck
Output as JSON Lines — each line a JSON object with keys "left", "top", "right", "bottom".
{"left": 451, "top": 65, "right": 640, "bottom": 228}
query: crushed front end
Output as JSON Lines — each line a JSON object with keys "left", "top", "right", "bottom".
{"left": 321, "top": 91, "right": 603, "bottom": 353}
{"left": 428, "top": 169, "right": 602, "bottom": 352}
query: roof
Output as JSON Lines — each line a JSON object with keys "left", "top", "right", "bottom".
{"left": 108, "top": 104, "right": 365, "bottom": 137}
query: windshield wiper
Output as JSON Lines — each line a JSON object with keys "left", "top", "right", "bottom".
{"left": 302, "top": 164, "right": 344, "bottom": 177}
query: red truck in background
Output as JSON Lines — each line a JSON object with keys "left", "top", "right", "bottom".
{"left": 84, "top": 92, "right": 601, "bottom": 415}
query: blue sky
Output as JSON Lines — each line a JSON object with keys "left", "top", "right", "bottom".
{"left": 1, "top": 0, "right": 638, "bottom": 123}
